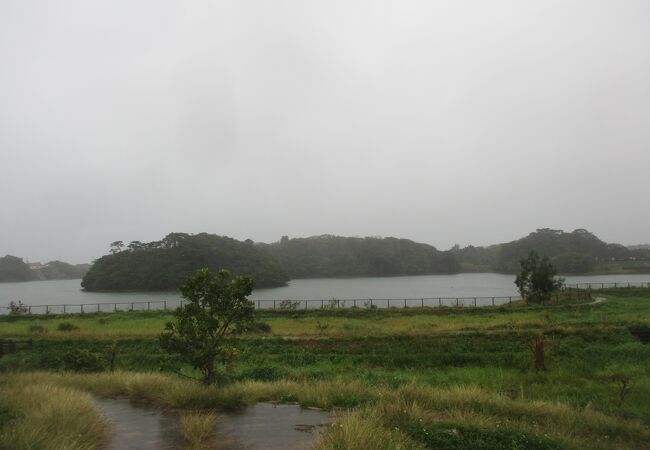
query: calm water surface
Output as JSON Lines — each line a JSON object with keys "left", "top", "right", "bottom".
{"left": 1, "top": 273, "right": 649, "bottom": 309}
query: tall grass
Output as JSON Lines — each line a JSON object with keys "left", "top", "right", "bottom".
{"left": 0, "top": 382, "right": 109, "bottom": 450}
{"left": 180, "top": 411, "right": 217, "bottom": 450}
{"left": 4, "top": 372, "right": 648, "bottom": 449}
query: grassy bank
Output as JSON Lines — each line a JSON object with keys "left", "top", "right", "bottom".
{"left": 1, "top": 288, "right": 649, "bottom": 448}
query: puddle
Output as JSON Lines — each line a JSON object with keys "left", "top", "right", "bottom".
{"left": 97, "top": 398, "right": 183, "bottom": 450}
{"left": 96, "top": 399, "right": 333, "bottom": 450}
{"left": 212, "top": 403, "right": 334, "bottom": 449}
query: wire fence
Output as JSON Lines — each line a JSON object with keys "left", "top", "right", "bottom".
{"left": 1, "top": 288, "right": 599, "bottom": 316}
{"left": 563, "top": 281, "right": 650, "bottom": 290}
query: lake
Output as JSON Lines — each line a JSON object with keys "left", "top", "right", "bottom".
{"left": 1, "top": 273, "right": 649, "bottom": 313}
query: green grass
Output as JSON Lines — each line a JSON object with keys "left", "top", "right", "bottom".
{"left": 0, "top": 288, "right": 649, "bottom": 448}
{"left": 0, "top": 380, "right": 109, "bottom": 449}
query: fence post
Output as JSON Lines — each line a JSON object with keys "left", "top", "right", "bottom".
{"left": 354, "top": 299, "right": 357, "bottom": 308}
{"left": 63, "top": 304, "right": 66, "bottom": 314}
{"left": 456, "top": 298, "right": 459, "bottom": 307}
{"left": 404, "top": 299, "right": 407, "bottom": 308}
{"left": 148, "top": 302, "right": 150, "bottom": 311}
{"left": 370, "top": 299, "right": 373, "bottom": 308}
{"left": 305, "top": 300, "right": 308, "bottom": 310}
{"left": 439, "top": 298, "right": 442, "bottom": 307}
{"left": 387, "top": 299, "right": 390, "bottom": 308}
{"left": 97, "top": 304, "right": 100, "bottom": 313}
{"left": 474, "top": 297, "right": 477, "bottom": 307}
{"left": 46, "top": 305, "right": 49, "bottom": 314}
{"left": 273, "top": 300, "right": 276, "bottom": 310}
{"left": 257, "top": 300, "right": 260, "bottom": 309}
{"left": 114, "top": 303, "right": 117, "bottom": 312}
{"left": 81, "top": 304, "right": 84, "bottom": 314}
{"left": 163, "top": 301, "right": 167, "bottom": 311}
{"left": 421, "top": 298, "right": 424, "bottom": 307}
{"left": 491, "top": 297, "right": 494, "bottom": 307}
{"left": 509, "top": 296, "right": 512, "bottom": 305}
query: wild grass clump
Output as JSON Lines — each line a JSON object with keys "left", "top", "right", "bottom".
{"left": 57, "top": 322, "right": 79, "bottom": 332}
{"left": 3, "top": 372, "right": 649, "bottom": 450}
{"left": 317, "top": 410, "right": 424, "bottom": 450}
{"left": 0, "top": 382, "right": 109, "bottom": 450}
{"left": 180, "top": 411, "right": 217, "bottom": 450}
{"left": 28, "top": 321, "right": 46, "bottom": 333}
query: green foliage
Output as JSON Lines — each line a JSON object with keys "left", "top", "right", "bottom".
{"left": 81, "top": 232, "right": 288, "bottom": 291}
{"left": 37, "top": 261, "right": 89, "bottom": 280}
{"left": 401, "top": 421, "right": 565, "bottom": 450}
{"left": 63, "top": 349, "right": 107, "bottom": 372}
{"left": 452, "top": 228, "right": 650, "bottom": 274}
{"left": 0, "top": 255, "right": 88, "bottom": 282}
{"left": 159, "top": 268, "right": 255, "bottom": 385}
{"left": 248, "top": 321, "right": 271, "bottom": 333}
{"left": 27, "top": 321, "right": 46, "bottom": 333}
{"left": 57, "top": 322, "right": 79, "bottom": 332}
{"left": 0, "top": 255, "right": 33, "bottom": 282}
{"left": 515, "top": 251, "right": 564, "bottom": 303}
{"left": 260, "top": 235, "right": 460, "bottom": 278}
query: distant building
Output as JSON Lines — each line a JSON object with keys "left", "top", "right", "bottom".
{"left": 28, "top": 262, "right": 45, "bottom": 270}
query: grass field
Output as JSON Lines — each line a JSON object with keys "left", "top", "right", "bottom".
{"left": 1, "top": 288, "right": 649, "bottom": 449}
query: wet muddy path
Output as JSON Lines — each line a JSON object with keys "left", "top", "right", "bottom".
{"left": 96, "top": 398, "right": 333, "bottom": 450}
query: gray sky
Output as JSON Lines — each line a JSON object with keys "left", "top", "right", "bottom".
{"left": 1, "top": 0, "right": 649, "bottom": 264}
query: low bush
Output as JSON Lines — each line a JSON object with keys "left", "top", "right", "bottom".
{"left": 28, "top": 321, "right": 46, "bottom": 333}
{"left": 57, "top": 322, "right": 79, "bottom": 332}
{"left": 63, "top": 349, "right": 107, "bottom": 372}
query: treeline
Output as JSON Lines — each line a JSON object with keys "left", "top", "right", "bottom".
{"left": 0, "top": 255, "right": 89, "bottom": 282}
{"left": 23, "top": 228, "right": 649, "bottom": 292}
{"left": 81, "top": 233, "right": 289, "bottom": 291}
{"left": 453, "top": 228, "right": 650, "bottom": 274}
{"left": 258, "top": 235, "right": 459, "bottom": 278}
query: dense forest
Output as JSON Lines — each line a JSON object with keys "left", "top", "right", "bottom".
{"left": 6, "top": 228, "right": 649, "bottom": 289}
{"left": 258, "top": 235, "right": 460, "bottom": 278}
{"left": 453, "top": 228, "right": 650, "bottom": 274}
{"left": 0, "top": 255, "right": 89, "bottom": 282}
{"left": 81, "top": 233, "right": 289, "bottom": 291}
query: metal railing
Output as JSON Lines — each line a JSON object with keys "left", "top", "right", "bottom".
{"left": 564, "top": 281, "right": 650, "bottom": 290}
{"left": 0, "top": 289, "right": 598, "bottom": 315}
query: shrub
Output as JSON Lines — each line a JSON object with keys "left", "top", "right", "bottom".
{"left": 9, "top": 300, "right": 28, "bottom": 315}
{"left": 242, "top": 365, "right": 283, "bottom": 381}
{"left": 63, "top": 349, "right": 107, "bottom": 372}
{"left": 28, "top": 321, "right": 46, "bottom": 333}
{"left": 57, "top": 322, "right": 79, "bottom": 332}
{"left": 248, "top": 321, "right": 271, "bottom": 333}
{"left": 531, "top": 335, "right": 547, "bottom": 371}
{"left": 279, "top": 300, "right": 301, "bottom": 310}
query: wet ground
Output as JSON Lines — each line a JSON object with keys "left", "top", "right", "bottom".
{"left": 96, "top": 398, "right": 333, "bottom": 450}
{"left": 212, "top": 402, "right": 333, "bottom": 450}
{"left": 97, "top": 398, "right": 183, "bottom": 450}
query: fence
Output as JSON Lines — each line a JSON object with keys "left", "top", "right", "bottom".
{"left": 0, "top": 289, "right": 596, "bottom": 316}
{"left": 564, "top": 281, "right": 650, "bottom": 290}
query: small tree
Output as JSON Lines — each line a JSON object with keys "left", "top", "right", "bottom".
{"left": 160, "top": 268, "right": 255, "bottom": 385}
{"left": 515, "top": 251, "right": 563, "bottom": 303}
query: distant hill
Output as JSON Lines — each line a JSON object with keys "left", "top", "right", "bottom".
{"left": 81, "top": 233, "right": 289, "bottom": 291}
{"left": 0, "top": 255, "right": 34, "bottom": 282}
{"left": 453, "top": 228, "right": 650, "bottom": 274}
{"left": 7, "top": 228, "right": 648, "bottom": 288}
{"left": 0, "top": 256, "right": 90, "bottom": 282}
{"left": 257, "top": 235, "right": 460, "bottom": 278}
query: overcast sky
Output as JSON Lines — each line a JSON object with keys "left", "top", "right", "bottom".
{"left": 1, "top": 0, "right": 649, "bottom": 264}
